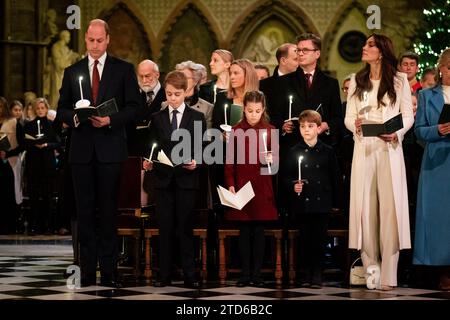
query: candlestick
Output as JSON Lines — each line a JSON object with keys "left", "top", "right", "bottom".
{"left": 79, "top": 76, "right": 84, "bottom": 100}
{"left": 262, "top": 132, "right": 271, "bottom": 174}
{"left": 37, "top": 119, "right": 41, "bottom": 137}
{"left": 213, "top": 84, "right": 217, "bottom": 104}
{"left": 298, "top": 155, "right": 303, "bottom": 196}
{"left": 288, "top": 95, "right": 293, "bottom": 120}
{"left": 148, "top": 143, "right": 157, "bottom": 161}
{"left": 224, "top": 104, "right": 228, "bottom": 126}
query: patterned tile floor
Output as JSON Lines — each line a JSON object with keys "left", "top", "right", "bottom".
{"left": 0, "top": 237, "right": 448, "bottom": 303}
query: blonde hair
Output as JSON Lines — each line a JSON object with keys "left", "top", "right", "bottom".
{"left": 227, "top": 59, "right": 259, "bottom": 100}
{"left": 437, "top": 48, "right": 450, "bottom": 84}
{"left": 213, "top": 49, "right": 233, "bottom": 64}
{"left": 33, "top": 97, "right": 50, "bottom": 112}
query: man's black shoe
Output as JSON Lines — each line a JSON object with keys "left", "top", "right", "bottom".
{"left": 184, "top": 279, "right": 201, "bottom": 289}
{"left": 236, "top": 279, "right": 250, "bottom": 287}
{"left": 81, "top": 277, "right": 96, "bottom": 287}
{"left": 153, "top": 279, "right": 172, "bottom": 287}
{"left": 100, "top": 275, "right": 123, "bottom": 288}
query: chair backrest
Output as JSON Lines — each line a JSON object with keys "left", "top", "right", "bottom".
{"left": 117, "top": 156, "right": 142, "bottom": 214}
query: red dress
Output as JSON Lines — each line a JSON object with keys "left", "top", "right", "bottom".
{"left": 224, "top": 119, "right": 278, "bottom": 221}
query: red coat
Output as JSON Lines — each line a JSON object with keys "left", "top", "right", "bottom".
{"left": 224, "top": 119, "right": 278, "bottom": 221}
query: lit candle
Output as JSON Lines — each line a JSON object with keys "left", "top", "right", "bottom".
{"left": 288, "top": 95, "right": 293, "bottom": 120}
{"left": 213, "top": 84, "right": 217, "bottom": 104}
{"left": 148, "top": 143, "right": 157, "bottom": 161}
{"left": 262, "top": 132, "right": 271, "bottom": 174}
{"left": 79, "top": 76, "right": 84, "bottom": 100}
{"left": 224, "top": 104, "right": 228, "bottom": 126}
{"left": 37, "top": 119, "right": 41, "bottom": 136}
{"left": 298, "top": 155, "right": 303, "bottom": 196}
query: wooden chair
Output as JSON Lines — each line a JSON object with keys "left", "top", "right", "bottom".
{"left": 143, "top": 164, "right": 211, "bottom": 283}
{"left": 217, "top": 220, "right": 283, "bottom": 286}
{"left": 287, "top": 227, "right": 350, "bottom": 285}
{"left": 116, "top": 156, "right": 145, "bottom": 277}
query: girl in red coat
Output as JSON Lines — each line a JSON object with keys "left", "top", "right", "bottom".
{"left": 224, "top": 90, "right": 278, "bottom": 287}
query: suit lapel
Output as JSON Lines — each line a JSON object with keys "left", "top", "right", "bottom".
{"left": 179, "top": 106, "right": 192, "bottom": 129}
{"left": 160, "top": 107, "right": 172, "bottom": 137}
{"left": 96, "top": 55, "right": 113, "bottom": 104}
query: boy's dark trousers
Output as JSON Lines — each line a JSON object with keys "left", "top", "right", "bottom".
{"left": 296, "top": 212, "right": 329, "bottom": 284}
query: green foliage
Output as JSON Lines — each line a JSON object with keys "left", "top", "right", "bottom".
{"left": 413, "top": 0, "right": 450, "bottom": 75}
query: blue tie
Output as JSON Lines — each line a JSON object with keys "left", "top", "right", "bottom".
{"left": 171, "top": 109, "right": 178, "bottom": 131}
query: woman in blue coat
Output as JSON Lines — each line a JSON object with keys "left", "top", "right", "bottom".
{"left": 413, "top": 48, "right": 450, "bottom": 290}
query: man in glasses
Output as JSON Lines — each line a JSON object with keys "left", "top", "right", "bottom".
{"left": 273, "top": 33, "right": 342, "bottom": 151}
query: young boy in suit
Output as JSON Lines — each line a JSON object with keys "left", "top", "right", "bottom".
{"left": 143, "top": 71, "right": 206, "bottom": 288}
{"left": 281, "top": 110, "right": 340, "bottom": 288}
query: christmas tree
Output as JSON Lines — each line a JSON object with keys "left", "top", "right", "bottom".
{"left": 413, "top": 0, "right": 450, "bottom": 75}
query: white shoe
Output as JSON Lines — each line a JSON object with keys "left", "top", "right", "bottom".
{"left": 366, "top": 265, "right": 381, "bottom": 290}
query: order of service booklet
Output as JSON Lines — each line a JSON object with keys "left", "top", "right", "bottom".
{"left": 361, "top": 113, "right": 404, "bottom": 137}
{"left": 216, "top": 181, "right": 255, "bottom": 210}
{"left": 438, "top": 104, "right": 450, "bottom": 124}
{"left": 74, "top": 98, "right": 119, "bottom": 123}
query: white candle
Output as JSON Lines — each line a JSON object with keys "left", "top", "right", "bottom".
{"left": 262, "top": 132, "right": 271, "bottom": 174}
{"left": 148, "top": 143, "right": 157, "bottom": 161}
{"left": 213, "top": 84, "right": 217, "bottom": 104}
{"left": 288, "top": 95, "right": 293, "bottom": 120}
{"left": 298, "top": 155, "right": 303, "bottom": 196}
{"left": 37, "top": 119, "right": 41, "bottom": 136}
{"left": 224, "top": 104, "right": 228, "bottom": 126}
{"left": 79, "top": 76, "right": 84, "bottom": 100}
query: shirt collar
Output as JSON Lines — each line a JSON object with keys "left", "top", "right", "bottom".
{"left": 168, "top": 102, "right": 186, "bottom": 115}
{"left": 88, "top": 52, "right": 107, "bottom": 66}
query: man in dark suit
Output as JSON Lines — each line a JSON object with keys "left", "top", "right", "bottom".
{"left": 127, "top": 59, "right": 166, "bottom": 157}
{"left": 143, "top": 71, "right": 206, "bottom": 288}
{"left": 271, "top": 33, "right": 343, "bottom": 155}
{"left": 259, "top": 43, "right": 299, "bottom": 124}
{"left": 57, "top": 19, "right": 141, "bottom": 287}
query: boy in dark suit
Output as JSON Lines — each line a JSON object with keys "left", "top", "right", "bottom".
{"left": 281, "top": 110, "right": 340, "bottom": 288}
{"left": 143, "top": 71, "right": 206, "bottom": 288}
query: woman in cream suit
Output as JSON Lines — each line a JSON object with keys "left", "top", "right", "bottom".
{"left": 344, "top": 34, "right": 414, "bottom": 290}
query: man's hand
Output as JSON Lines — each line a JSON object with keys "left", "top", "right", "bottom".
{"left": 182, "top": 159, "right": 197, "bottom": 170}
{"left": 143, "top": 160, "right": 153, "bottom": 171}
{"left": 90, "top": 116, "right": 111, "bottom": 128}
{"left": 229, "top": 186, "right": 236, "bottom": 194}
{"left": 36, "top": 143, "right": 48, "bottom": 149}
{"left": 318, "top": 121, "right": 329, "bottom": 134}
{"left": 282, "top": 120, "right": 294, "bottom": 134}
{"left": 379, "top": 133, "right": 398, "bottom": 142}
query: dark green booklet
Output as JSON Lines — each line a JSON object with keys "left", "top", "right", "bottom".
{"left": 230, "top": 104, "right": 243, "bottom": 126}
{"left": 361, "top": 113, "right": 404, "bottom": 137}
{"left": 75, "top": 98, "right": 119, "bottom": 123}
{"left": 438, "top": 104, "right": 450, "bottom": 124}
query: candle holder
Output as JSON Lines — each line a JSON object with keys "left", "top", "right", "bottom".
{"left": 75, "top": 99, "right": 91, "bottom": 109}
{"left": 220, "top": 124, "right": 232, "bottom": 132}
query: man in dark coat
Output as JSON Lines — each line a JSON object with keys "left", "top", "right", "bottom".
{"left": 57, "top": 19, "right": 141, "bottom": 287}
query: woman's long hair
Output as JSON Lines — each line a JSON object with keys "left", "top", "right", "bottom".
{"left": 353, "top": 34, "right": 398, "bottom": 108}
